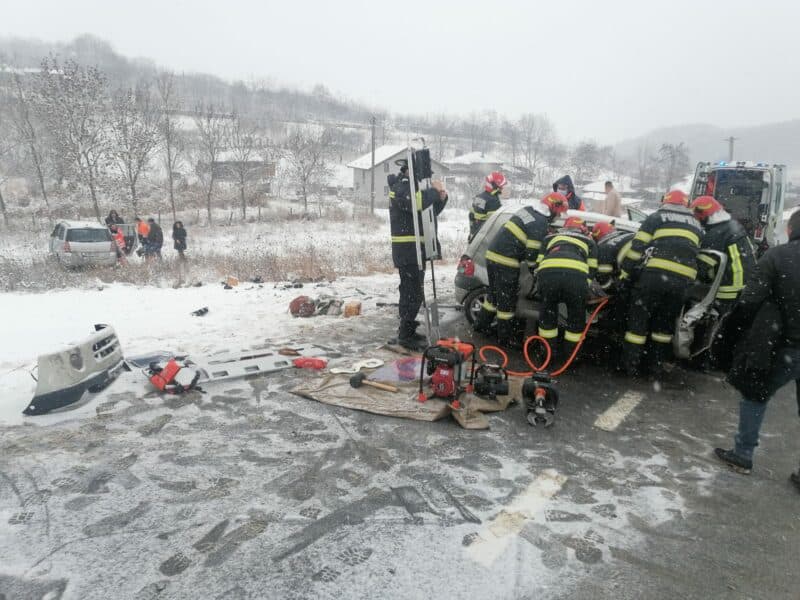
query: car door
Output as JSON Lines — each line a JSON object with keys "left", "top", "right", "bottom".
{"left": 49, "top": 225, "right": 62, "bottom": 254}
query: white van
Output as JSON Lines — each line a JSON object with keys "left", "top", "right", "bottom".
{"left": 49, "top": 220, "right": 118, "bottom": 268}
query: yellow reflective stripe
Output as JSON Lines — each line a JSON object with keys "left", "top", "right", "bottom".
{"left": 625, "top": 331, "right": 647, "bottom": 345}
{"left": 486, "top": 250, "right": 520, "bottom": 268}
{"left": 504, "top": 221, "right": 528, "bottom": 244}
{"left": 651, "top": 332, "right": 673, "bottom": 344}
{"left": 716, "top": 291, "right": 740, "bottom": 300}
{"left": 652, "top": 228, "right": 700, "bottom": 246}
{"left": 619, "top": 270, "right": 629, "bottom": 280}
{"left": 538, "top": 258, "right": 589, "bottom": 273}
{"left": 481, "top": 300, "right": 496, "bottom": 312}
{"left": 718, "top": 284, "right": 745, "bottom": 292}
{"left": 626, "top": 249, "right": 642, "bottom": 261}
{"left": 617, "top": 240, "right": 633, "bottom": 265}
{"left": 536, "top": 253, "right": 545, "bottom": 264}
{"left": 587, "top": 258, "right": 598, "bottom": 268}
{"left": 415, "top": 191, "right": 422, "bottom": 211}
{"left": 472, "top": 211, "right": 488, "bottom": 221}
{"left": 391, "top": 235, "right": 422, "bottom": 243}
{"left": 729, "top": 243, "right": 744, "bottom": 289}
{"left": 634, "top": 231, "right": 653, "bottom": 243}
{"left": 388, "top": 191, "right": 396, "bottom": 199}
{"left": 597, "top": 264, "right": 614, "bottom": 273}
{"left": 526, "top": 239, "right": 542, "bottom": 249}
{"left": 538, "top": 327, "right": 559, "bottom": 339}
{"left": 564, "top": 330, "right": 583, "bottom": 343}
{"left": 496, "top": 310, "right": 515, "bottom": 320}
{"left": 646, "top": 257, "right": 697, "bottom": 279}
{"left": 547, "top": 235, "right": 589, "bottom": 254}
{"left": 698, "top": 253, "right": 717, "bottom": 266}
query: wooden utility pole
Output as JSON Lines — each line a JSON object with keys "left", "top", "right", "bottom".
{"left": 724, "top": 136, "right": 738, "bottom": 162}
{"left": 370, "top": 115, "right": 376, "bottom": 214}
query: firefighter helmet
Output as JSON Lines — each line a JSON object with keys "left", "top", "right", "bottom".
{"left": 591, "top": 221, "right": 615, "bottom": 241}
{"left": 563, "top": 216, "right": 588, "bottom": 234}
{"left": 662, "top": 190, "right": 689, "bottom": 206}
{"left": 542, "top": 192, "right": 569, "bottom": 215}
{"left": 484, "top": 171, "right": 508, "bottom": 193}
{"left": 690, "top": 196, "right": 723, "bottom": 221}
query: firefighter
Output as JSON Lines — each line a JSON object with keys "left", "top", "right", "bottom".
{"left": 592, "top": 221, "right": 635, "bottom": 289}
{"left": 389, "top": 161, "right": 448, "bottom": 350}
{"left": 620, "top": 190, "right": 703, "bottom": 376}
{"left": 469, "top": 171, "right": 507, "bottom": 241}
{"left": 552, "top": 175, "right": 586, "bottom": 211}
{"left": 535, "top": 216, "right": 598, "bottom": 366}
{"left": 473, "top": 192, "right": 569, "bottom": 348}
{"left": 690, "top": 196, "right": 756, "bottom": 313}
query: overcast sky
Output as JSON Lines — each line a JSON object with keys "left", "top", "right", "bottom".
{"left": 2, "top": 0, "right": 799, "bottom": 143}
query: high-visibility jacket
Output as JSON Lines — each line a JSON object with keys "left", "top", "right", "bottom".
{"left": 697, "top": 215, "right": 756, "bottom": 300}
{"left": 596, "top": 231, "right": 635, "bottom": 282}
{"left": 469, "top": 190, "right": 502, "bottom": 238}
{"left": 485, "top": 205, "right": 550, "bottom": 269}
{"left": 136, "top": 221, "right": 150, "bottom": 238}
{"left": 620, "top": 205, "right": 703, "bottom": 281}
{"left": 536, "top": 230, "right": 598, "bottom": 280}
{"left": 389, "top": 175, "right": 448, "bottom": 267}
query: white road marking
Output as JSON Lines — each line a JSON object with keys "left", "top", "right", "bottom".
{"left": 465, "top": 469, "right": 567, "bottom": 568}
{"left": 594, "top": 391, "right": 644, "bottom": 432}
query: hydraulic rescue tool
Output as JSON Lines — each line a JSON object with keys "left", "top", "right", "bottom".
{"left": 522, "top": 372, "right": 559, "bottom": 427}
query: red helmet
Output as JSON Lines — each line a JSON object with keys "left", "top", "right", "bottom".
{"left": 563, "top": 216, "right": 588, "bottom": 234}
{"left": 690, "top": 196, "right": 723, "bottom": 221}
{"left": 591, "top": 221, "right": 615, "bottom": 241}
{"left": 662, "top": 190, "right": 688, "bottom": 206}
{"left": 542, "top": 192, "right": 569, "bottom": 215}
{"left": 484, "top": 171, "right": 508, "bottom": 193}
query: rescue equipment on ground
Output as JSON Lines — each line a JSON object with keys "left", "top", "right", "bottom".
{"left": 522, "top": 372, "right": 559, "bottom": 427}
{"left": 472, "top": 362, "right": 509, "bottom": 401}
{"left": 418, "top": 338, "right": 476, "bottom": 408}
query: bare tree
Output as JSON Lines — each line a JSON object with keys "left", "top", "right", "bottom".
{"left": 658, "top": 142, "right": 690, "bottom": 191}
{"left": 226, "top": 113, "right": 264, "bottom": 220}
{"left": 519, "top": 113, "right": 555, "bottom": 190}
{"left": 501, "top": 118, "right": 521, "bottom": 168}
{"left": 636, "top": 143, "right": 657, "bottom": 189}
{"left": 9, "top": 73, "right": 49, "bottom": 207}
{"left": 0, "top": 108, "right": 16, "bottom": 227}
{"left": 285, "top": 127, "right": 333, "bottom": 214}
{"left": 571, "top": 141, "right": 600, "bottom": 183}
{"left": 34, "top": 57, "right": 110, "bottom": 221}
{"left": 109, "top": 82, "right": 160, "bottom": 215}
{"left": 156, "top": 73, "right": 184, "bottom": 222}
{"left": 193, "top": 104, "right": 229, "bottom": 223}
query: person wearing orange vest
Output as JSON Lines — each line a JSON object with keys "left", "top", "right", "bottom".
{"left": 135, "top": 217, "right": 150, "bottom": 243}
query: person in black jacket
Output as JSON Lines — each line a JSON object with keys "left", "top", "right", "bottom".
{"left": 473, "top": 192, "right": 569, "bottom": 349}
{"left": 145, "top": 218, "right": 164, "bottom": 262}
{"left": 619, "top": 190, "right": 703, "bottom": 376}
{"left": 105, "top": 210, "right": 124, "bottom": 227}
{"left": 535, "top": 217, "right": 598, "bottom": 365}
{"left": 389, "top": 161, "right": 448, "bottom": 350}
{"left": 690, "top": 196, "right": 756, "bottom": 312}
{"left": 468, "top": 171, "right": 507, "bottom": 241}
{"left": 591, "top": 221, "right": 635, "bottom": 289}
{"left": 714, "top": 209, "right": 800, "bottom": 482}
{"left": 172, "top": 221, "right": 187, "bottom": 260}
{"left": 553, "top": 175, "right": 586, "bottom": 211}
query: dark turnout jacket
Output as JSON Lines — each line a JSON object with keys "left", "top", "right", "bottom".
{"left": 389, "top": 175, "right": 447, "bottom": 267}
{"left": 552, "top": 175, "right": 586, "bottom": 211}
{"left": 486, "top": 205, "right": 550, "bottom": 269}
{"left": 469, "top": 190, "right": 502, "bottom": 239}
{"left": 697, "top": 215, "right": 756, "bottom": 301}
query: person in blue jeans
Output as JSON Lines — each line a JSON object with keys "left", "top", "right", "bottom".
{"left": 715, "top": 209, "right": 800, "bottom": 491}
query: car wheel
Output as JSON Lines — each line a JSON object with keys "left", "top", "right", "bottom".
{"left": 462, "top": 287, "right": 490, "bottom": 325}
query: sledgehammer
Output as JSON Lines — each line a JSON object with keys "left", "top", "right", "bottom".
{"left": 349, "top": 372, "right": 398, "bottom": 393}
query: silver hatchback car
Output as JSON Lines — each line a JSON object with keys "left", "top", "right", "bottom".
{"left": 49, "top": 220, "right": 118, "bottom": 268}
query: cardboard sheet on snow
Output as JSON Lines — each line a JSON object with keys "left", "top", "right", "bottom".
{"left": 290, "top": 375, "right": 521, "bottom": 429}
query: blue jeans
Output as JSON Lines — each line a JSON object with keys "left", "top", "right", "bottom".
{"left": 734, "top": 347, "right": 800, "bottom": 460}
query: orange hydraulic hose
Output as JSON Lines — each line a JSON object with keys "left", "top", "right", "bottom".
{"left": 478, "top": 297, "right": 609, "bottom": 378}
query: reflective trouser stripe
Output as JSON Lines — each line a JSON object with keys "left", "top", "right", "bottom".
{"left": 547, "top": 235, "right": 588, "bottom": 254}
{"left": 538, "top": 327, "right": 559, "bottom": 339}
{"left": 486, "top": 250, "right": 520, "bottom": 268}
{"left": 481, "top": 300, "right": 497, "bottom": 312}
{"left": 526, "top": 239, "right": 542, "bottom": 250}
{"left": 472, "top": 210, "right": 488, "bottom": 221}
{"left": 652, "top": 228, "right": 700, "bottom": 246}
{"left": 496, "top": 310, "right": 515, "bottom": 320}
{"left": 587, "top": 258, "right": 598, "bottom": 268}
{"left": 564, "top": 330, "right": 583, "bottom": 343}
{"left": 538, "top": 258, "right": 589, "bottom": 273}
{"left": 617, "top": 241, "right": 633, "bottom": 266}
{"left": 415, "top": 191, "right": 422, "bottom": 210}
{"left": 634, "top": 231, "right": 652, "bottom": 243}
{"left": 391, "top": 235, "right": 423, "bottom": 243}
{"left": 651, "top": 332, "right": 673, "bottom": 344}
{"left": 646, "top": 258, "right": 697, "bottom": 279}
{"left": 626, "top": 249, "right": 642, "bottom": 261}
{"left": 598, "top": 264, "right": 614, "bottom": 273}
{"left": 716, "top": 291, "right": 740, "bottom": 300}
{"left": 389, "top": 191, "right": 396, "bottom": 199}
{"left": 698, "top": 253, "right": 717, "bottom": 266}
{"left": 625, "top": 331, "right": 647, "bottom": 345}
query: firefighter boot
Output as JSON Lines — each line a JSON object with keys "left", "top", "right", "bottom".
{"left": 497, "top": 318, "right": 523, "bottom": 351}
